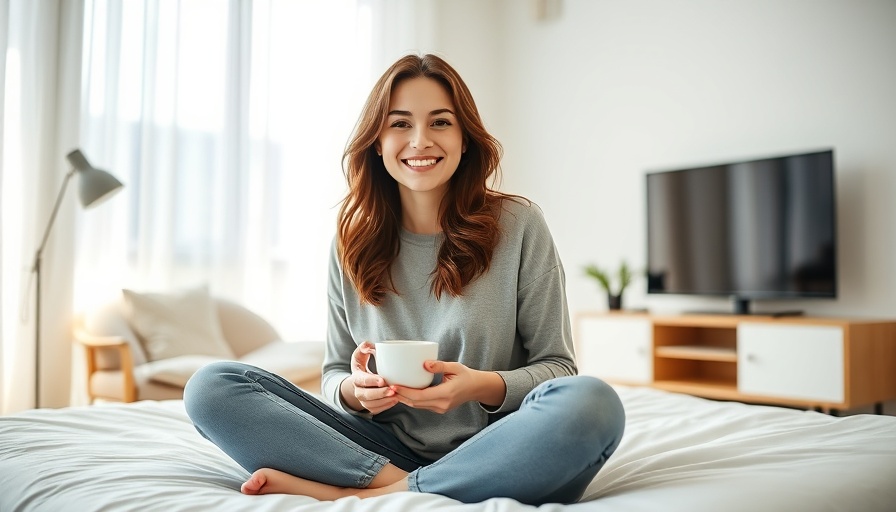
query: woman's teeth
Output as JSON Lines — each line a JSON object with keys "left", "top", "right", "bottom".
{"left": 406, "top": 158, "right": 438, "bottom": 167}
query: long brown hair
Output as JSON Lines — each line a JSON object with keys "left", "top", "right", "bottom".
{"left": 338, "top": 53, "right": 514, "bottom": 306}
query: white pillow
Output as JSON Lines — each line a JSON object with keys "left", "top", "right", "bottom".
{"left": 122, "top": 286, "right": 235, "bottom": 362}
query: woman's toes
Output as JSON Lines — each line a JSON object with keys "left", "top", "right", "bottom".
{"left": 240, "top": 471, "right": 267, "bottom": 495}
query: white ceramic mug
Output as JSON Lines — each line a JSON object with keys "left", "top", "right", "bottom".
{"left": 374, "top": 340, "right": 439, "bottom": 388}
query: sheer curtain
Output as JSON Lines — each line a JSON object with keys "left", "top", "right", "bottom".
{"left": 1, "top": 0, "right": 86, "bottom": 413}
{"left": 74, "top": 0, "right": 371, "bottom": 340}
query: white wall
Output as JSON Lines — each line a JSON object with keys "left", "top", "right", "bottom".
{"left": 433, "top": 0, "right": 896, "bottom": 320}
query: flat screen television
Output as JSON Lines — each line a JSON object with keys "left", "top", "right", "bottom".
{"left": 646, "top": 149, "right": 836, "bottom": 315}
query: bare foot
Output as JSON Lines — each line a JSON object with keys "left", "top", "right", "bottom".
{"left": 240, "top": 468, "right": 410, "bottom": 500}
{"left": 241, "top": 468, "right": 352, "bottom": 499}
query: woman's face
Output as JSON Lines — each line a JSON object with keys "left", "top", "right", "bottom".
{"left": 376, "top": 77, "right": 464, "bottom": 202}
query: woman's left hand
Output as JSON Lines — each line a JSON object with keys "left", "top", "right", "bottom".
{"left": 392, "top": 361, "right": 506, "bottom": 414}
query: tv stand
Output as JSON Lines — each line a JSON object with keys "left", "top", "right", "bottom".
{"left": 574, "top": 312, "right": 896, "bottom": 413}
{"left": 684, "top": 309, "right": 804, "bottom": 317}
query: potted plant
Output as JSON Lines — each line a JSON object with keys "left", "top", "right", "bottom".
{"left": 584, "top": 261, "right": 633, "bottom": 311}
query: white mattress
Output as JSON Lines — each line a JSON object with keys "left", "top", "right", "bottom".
{"left": 2, "top": 386, "right": 895, "bottom": 512}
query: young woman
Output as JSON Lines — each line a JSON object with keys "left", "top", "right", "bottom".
{"left": 184, "top": 53, "right": 625, "bottom": 505}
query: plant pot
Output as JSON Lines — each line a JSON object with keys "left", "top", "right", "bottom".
{"left": 608, "top": 294, "right": 623, "bottom": 311}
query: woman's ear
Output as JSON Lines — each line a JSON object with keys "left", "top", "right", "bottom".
{"left": 374, "top": 143, "right": 382, "bottom": 156}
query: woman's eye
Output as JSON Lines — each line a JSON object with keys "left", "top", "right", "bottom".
{"left": 390, "top": 120, "right": 411, "bottom": 128}
{"left": 432, "top": 119, "right": 452, "bottom": 127}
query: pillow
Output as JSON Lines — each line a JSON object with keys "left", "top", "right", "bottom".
{"left": 147, "top": 342, "right": 325, "bottom": 388}
{"left": 144, "top": 355, "right": 222, "bottom": 388}
{"left": 122, "top": 286, "right": 235, "bottom": 362}
{"left": 238, "top": 340, "right": 325, "bottom": 384}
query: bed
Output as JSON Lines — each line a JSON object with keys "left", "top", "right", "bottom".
{"left": 2, "top": 385, "right": 895, "bottom": 512}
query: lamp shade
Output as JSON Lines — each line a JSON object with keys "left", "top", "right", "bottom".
{"left": 66, "top": 149, "right": 124, "bottom": 207}
{"left": 78, "top": 167, "right": 124, "bottom": 207}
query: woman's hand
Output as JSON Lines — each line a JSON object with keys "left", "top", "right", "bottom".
{"left": 340, "top": 341, "right": 399, "bottom": 415}
{"left": 392, "top": 361, "right": 506, "bottom": 414}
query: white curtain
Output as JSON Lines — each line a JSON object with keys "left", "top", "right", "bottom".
{"left": 1, "top": 0, "right": 86, "bottom": 413}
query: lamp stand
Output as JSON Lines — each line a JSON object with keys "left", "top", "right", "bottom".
{"left": 33, "top": 253, "right": 43, "bottom": 409}
{"left": 32, "top": 169, "right": 77, "bottom": 409}
{"left": 29, "top": 149, "right": 124, "bottom": 409}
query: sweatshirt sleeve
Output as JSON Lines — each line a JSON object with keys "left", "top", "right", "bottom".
{"left": 490, "top": 204, "right": 577, "bottom": 413}
{"left": 320, "top": 239, "right": 370, "bottom": 416}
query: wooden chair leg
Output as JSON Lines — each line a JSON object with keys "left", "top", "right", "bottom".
{"left": 85, "top": 346, "right": 98, "bottom": 404}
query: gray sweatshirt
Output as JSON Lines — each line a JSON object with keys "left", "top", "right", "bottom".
{"left": 321, "top": 198, "right": 576, "bottom": 461}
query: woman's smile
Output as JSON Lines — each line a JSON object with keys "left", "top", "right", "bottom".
{"left": 403, "top": 157, "right": 442, "bottom": 170}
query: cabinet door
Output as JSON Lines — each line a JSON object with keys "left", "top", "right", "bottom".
{"left": 737, "top": 323, "right": 844, "bottom": 403}
{"left": 576, "top": 316, "right": 652, "bottom": 384}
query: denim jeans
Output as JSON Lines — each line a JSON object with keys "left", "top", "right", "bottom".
{"left": 183, "top": 361, "right": 625, "bottom": 505}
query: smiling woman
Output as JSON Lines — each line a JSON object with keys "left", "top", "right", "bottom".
{"left": 183, "top": 53, "right": 626, "bottom": 506}
{"left": 339, "top": 54, "right": 506, "bottom": 306}
{"left": 376, "top": 77, "right": 466, "bottom": 218}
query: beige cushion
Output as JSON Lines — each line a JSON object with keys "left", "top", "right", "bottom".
{"left": 238, "top": 341, "right": 325, "bottom": 384}
{"left": 143, "top": 355, "right": 222, "bottom": 387}
{"left": 215, "top": 299, "right": 281, "bottom": 356}
{"left": 122, "top": 286, "right": 235, "bottom": 362}
{"left": 144, "top": 341, "right": 325, "bottom": 388}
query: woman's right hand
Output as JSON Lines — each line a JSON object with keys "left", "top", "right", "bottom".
{"left": 341, "top": 341, "right": 399, "bottom": 414}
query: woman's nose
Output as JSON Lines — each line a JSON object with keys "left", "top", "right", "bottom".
{"left": 411, "top": 127, "right": 433, "bottom": 149}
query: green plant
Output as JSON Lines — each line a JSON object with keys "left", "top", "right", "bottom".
{"left": 584, "top": 261, "right": 633, "bottom": 297}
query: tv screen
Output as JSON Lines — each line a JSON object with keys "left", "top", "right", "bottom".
{"left": 646, "top": 149, "right": 836, "bottom": 314}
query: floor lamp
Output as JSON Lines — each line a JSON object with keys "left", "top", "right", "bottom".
{"left": 31, "top": 149, "right": 123, "bottom": 408}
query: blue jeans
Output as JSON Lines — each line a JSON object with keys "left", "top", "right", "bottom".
{"left": 183, "top": 362, "right": 625, "bottom": 505}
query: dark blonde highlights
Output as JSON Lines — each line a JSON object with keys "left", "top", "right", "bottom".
{"left": 338, "top": 53, "right": 514, "bottom": 306}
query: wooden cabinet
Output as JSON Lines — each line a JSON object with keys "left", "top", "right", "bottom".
{"left": 574, "top": 312, "right": 896, "bottom": 412}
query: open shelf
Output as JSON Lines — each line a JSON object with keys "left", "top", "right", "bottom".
{"left": 655, "top": 345, "right": 737, "bottom": 362}
{"left": 652, "top": 323, "right": 738, "bottom": 387}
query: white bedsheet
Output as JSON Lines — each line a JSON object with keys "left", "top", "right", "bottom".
{"left": 2, "top": 386, "right": 894, "bottom": 512}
